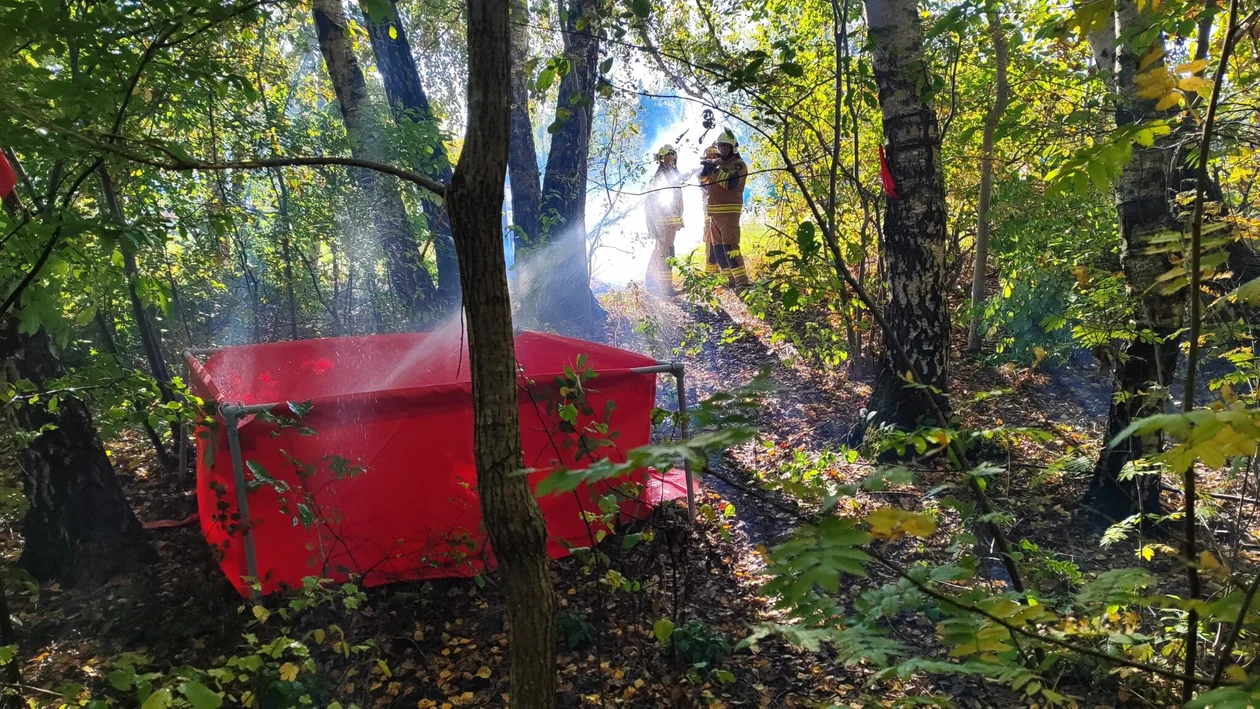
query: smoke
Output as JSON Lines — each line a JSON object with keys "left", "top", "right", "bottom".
{"left": 586, "top": 100, "right": 714, "bottom": 288}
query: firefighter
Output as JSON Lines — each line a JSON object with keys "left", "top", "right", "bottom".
{"left": 699, "top": 145, "right": 721, "bottom": 277}
{"left": 644, "top": 144, "right": 684, "bottom": 295}
{"left": 700, "top": 129, "right": 750, "bottom": 288}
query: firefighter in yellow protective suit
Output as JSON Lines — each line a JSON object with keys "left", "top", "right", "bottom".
{"left": 700, "top": 129, "right": 750, "bottom": 288}
{"left": 644, "top": 144, "right": 684, "bottom": 295}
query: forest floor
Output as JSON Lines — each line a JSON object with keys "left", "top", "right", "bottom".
{"left": 5, "top": 285, "right": 1252, "bottom": 708}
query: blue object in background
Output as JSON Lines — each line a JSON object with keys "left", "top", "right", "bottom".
{"left": 503, "top": 183, "right": 516, "bottom": 274}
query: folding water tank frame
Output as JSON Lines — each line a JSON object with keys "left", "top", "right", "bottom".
{"left": 183, "top": 328, "right": 693, "bottom": 597}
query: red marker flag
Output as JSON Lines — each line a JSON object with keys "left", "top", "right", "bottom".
{"left": 878, "top": 145, "right": 899, "bottom": 199}
{"left": 0, "top": 151, "right": 16, "bottom": 201}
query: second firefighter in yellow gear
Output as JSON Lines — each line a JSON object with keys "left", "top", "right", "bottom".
{"left": 645, "top": 144, "right": 684, "bottom": 295}
{"left": 700, "top": 129, "right": 750, "bottom": 288}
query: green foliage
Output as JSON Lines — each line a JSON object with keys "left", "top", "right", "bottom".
{"left": 557, "top": 610, "right": 596, "bottom": 652}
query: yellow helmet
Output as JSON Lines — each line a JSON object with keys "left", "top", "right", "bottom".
{"left": 714, "top": 128, "right": 738, "bottom": 148}
{"left": 655, "top": 144, "right": 677, "bottom": 161}
{"left": 703, "top": 145, "right": 721, "bottom": 160}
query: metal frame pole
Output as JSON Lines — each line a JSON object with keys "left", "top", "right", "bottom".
{"left": 631, "top": 360, "right": 697, "bottom": 521}
{"left": 179, "top": 355, "right": 190, "bottom": 482}
{"left": 672, "top": 362, "right": 696, "bottom": 521}
{"left": 222, "top": 405, "right": 262, "bottom": 599}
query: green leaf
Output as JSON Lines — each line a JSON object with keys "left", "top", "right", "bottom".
{"left": 75, "top": 306, "right": 98, "bottom": 327}
{"left": 141, "top": 689, "right": 173, "bottom": 709}
{"left": 179, "top": 681, "right": 223, "bottom": 709}
{"left": 535, "top": 67, "right": 556, "bottom": 92}
{"left": 599, "top": 57, "right": 614, "bottom": 74}
{"left": 780, "top": 62, "right": 804, "bottom": 77}
{"left": 653, "top": 618, "right": 675, "bottom": 643}
{"left": 0, "top": 645, "right": 15, "bottom": 665}
{"left": 630, "top": 0, "right": 652, "bottom": 18}
{"left": 781, "top": 286, "right": 800, "bottom": 309}
{"left": 362, "top": 0, "right": 397, "bottom": 23}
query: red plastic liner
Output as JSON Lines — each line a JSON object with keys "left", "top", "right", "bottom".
{"left": 188, "top": 322, "right": 680, "bottom": 596}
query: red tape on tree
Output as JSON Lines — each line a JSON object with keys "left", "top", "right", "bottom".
{"left": 878, "top": 145, "right": 899, "bottom": 199}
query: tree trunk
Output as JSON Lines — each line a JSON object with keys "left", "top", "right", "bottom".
{"left": 448, "top": 0, "right": 557, "bottom": 705}
{"left": 508, "top": 0, "right": 543, "bottom": 251}
{"left": 2, "top": 315, "right": 154, "bottom": 582}
{"left": 1085, "top": 0, "right": 1180, "bottom": 522}
{"left": 359, "top": 0, "right": 461, "bottom": 308}
{"left": 530, "top": 0, "right": 603, "bottom": 336}
{"left": 96, "top": 310, "right": 174, "bottom": 470}
{"left": 965, "top": 9, "right": 1009, "bottom": 353}
{"left": 313, "top": 0, "right": 437, "bottom": 319}
{"left": 272, "top": 168, "right": 301, "bottom": 340}
{"left": 860, "top": 0, "right": 952, "bottom": 431}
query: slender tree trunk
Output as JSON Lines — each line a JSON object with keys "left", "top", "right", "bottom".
{"left": 531, "top": 0, "right": 603, "bottom": 335}
{"left": 359, "top": 0, "right": 461, "bottom": 308}
{"left": 860, "top": 0, "right": 952, "bottom": 431}
{"left": 1, "top": 316, "right": 155, "bottom": 582}
{"left": 98, "top": 166, "right": 175, "bottom": 401}
{"left": 96, "top": 310, "right": 174, "bottom": 470}
{"left": 448, "top": 0, "right": 557, "bottom": 705}
{"left": 1085, "top": 0, "right": 1179, "bottom": 522}
{"left": 508, "top": 0, "right": 543, "bottom": 251}
{"left": 272, "top": 168, "right": 301, "bottom": 340}
{"left": 965, "top": 9, "right": 1009, "bottom": 353}
{"left": 313, "top": 0, "right": 437, "bottom": 319}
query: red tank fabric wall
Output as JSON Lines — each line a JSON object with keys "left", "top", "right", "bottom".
{"left": 191, "top": 325, "right": 661, "bottom": 596}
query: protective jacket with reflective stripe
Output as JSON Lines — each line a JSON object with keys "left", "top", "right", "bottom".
{"left": 702, "top": 154, "right": 747, "bottom": 216}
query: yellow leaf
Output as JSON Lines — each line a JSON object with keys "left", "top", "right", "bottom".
{"left": 1178, "top": 76, "right": 1210, "bottom": 93}
{"left": 1227, "top": 665, "right": 1248, "bottom": 683}
{"left": 902, "top": 513, "right": 937, "bottom": 538}
{"left": 867, "top": 507, "right": 936, "bottom": 540}
{"left": 313, "top": 628, "right": 326, "bottom": 644}
{"left": 1032, "top": 346, "right": 1048, "bottom": 371}
{"left": 279, "top": 662, "right": 300, "bottom": 682}
{"left": 389, "top": 25, "right": 398, "bottom": 40}
{"left": 1139, "top": 45, "right": 1165, "bottom": 70}
{"left": 1176, "top": 58, "right": 1208, "bottom": 74}
{"left": 476, "top": 666, "right": 492, "bottom": 679}
{"left": 1199, "top": 550, "right": 1222, "bottom": 571}
{"left": 1137, "top": 83, "right": 1170, "bottom": 99}
{"left": 1155, "top": 91, "right": 1184, "bottom": 111}
{"left": 251, "top": 605, "right": 270, "bottom": 623}
{"left": 1222, "top": 382, "right": 1237, "bottom": 403}
{"left": 418, "top": 700, "right": 438, "bottom": 709}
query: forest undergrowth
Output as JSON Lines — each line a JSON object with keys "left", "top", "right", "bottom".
{"left": 5, "top": 281, "right": 1251, "bottom": 708}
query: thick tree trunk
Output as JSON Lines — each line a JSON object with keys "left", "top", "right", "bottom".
{"left": 448, "top": 0, "right": 557, "bottom": 705}
{"left": 530, "top": 0, "right": 603, "bottom": 336}
{"left": 2, "top": 315, "right": 153, "bottom": 582}
{"left": 313, "top": 0, "right": 437, "bottom": 319}
{"left": 508, "top": 0, "right": 543, "bottom": 251}
{"left": 860, "top": 0, "right": 952, "bottom": 431}
{"left": 965, "top": 9, "right": 1009, "bottom": 353}
{"left": 1085, "top": 0, "right": 1180, "bottom": 522}
{"left": 360, "top": 0, "right": 461, "bottom": 308}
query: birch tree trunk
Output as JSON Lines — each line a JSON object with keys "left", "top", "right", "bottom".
{"left": 313, "top": 0, "right": 436, "bottom": 318}
{"left": 860, "top": 0, "right": 952, "bottom": 431}
{"left": 965, "top": 9, "right": 1009, "bottom": 353}
{"left": 508, "top": 0, "right": 543, "bottom": 251}
{"left": 447, "top": 0, "right": 557, "bottom": 704}
{"left": 1085, "top": 0, "right": 1179, "bottom": 522}
{"left": 360, "top": 0, "right": 461, "bottom": 308}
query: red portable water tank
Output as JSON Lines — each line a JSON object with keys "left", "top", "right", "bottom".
{"left": 188, "top": 321, "right": 683, "bottom": 596}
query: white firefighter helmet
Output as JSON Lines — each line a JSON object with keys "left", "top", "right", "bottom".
{"left": 714, "top": 129, "right": 738, "bottom": 148}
